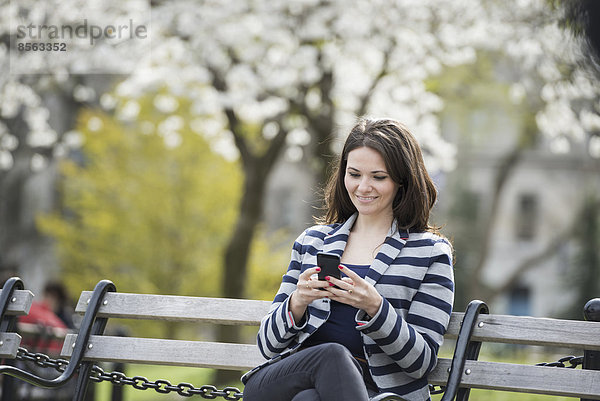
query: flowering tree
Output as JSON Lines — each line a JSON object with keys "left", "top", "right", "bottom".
{"left": 116, "top": 0, "right": 599, "bottom": 311}
{"left": 113, "top": 0, "right": 600, "bottom": 381}
{"left": 149, "top": 0, "right": 473, "bottom": 302}
{"left": 1, "top": 0, "right": 599, "bottom": 329}
{"left": 0, "top": 0, "right": 151, "bottom": 282}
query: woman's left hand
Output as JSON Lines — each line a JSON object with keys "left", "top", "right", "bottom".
{"left": 324, "top": 265, "right": 382, "bottom": 318}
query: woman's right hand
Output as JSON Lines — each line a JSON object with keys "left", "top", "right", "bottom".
{"left": 289, "top": 267, "right": 329, "bottom": 322}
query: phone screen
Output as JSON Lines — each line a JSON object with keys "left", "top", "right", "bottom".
{"left": 316, "top": 252, "right": 342, "bottom": 281}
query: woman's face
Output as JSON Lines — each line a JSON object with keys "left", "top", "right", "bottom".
{"left": 344, "top": 146, "right": 400, "bottom": 220}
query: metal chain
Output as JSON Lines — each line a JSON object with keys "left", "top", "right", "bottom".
{"left": 88, "top": 364, "right": 243, "bottom": 400}
{"left": 19, "top": 347, "right": 581, "bottom": 398}
{"left": 15, "top": 347, "right": 243, "bottom": 400}
{"left": 16, "top": 347, "right": 69, "bottom": 372}
{"left": 536, "top": 355, "right": 584, "bottom": 368}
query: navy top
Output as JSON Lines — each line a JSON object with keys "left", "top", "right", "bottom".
{"left": 302, "top": 264, "right": 370, "bottom": 358}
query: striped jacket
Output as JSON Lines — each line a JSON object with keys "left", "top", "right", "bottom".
{"left": 243, "top": 213, "right": 454, "bottom": 401}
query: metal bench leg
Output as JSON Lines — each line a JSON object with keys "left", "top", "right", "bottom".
{"left": 71, "top": 281, "right": 115, "bottom": 401}
{"left": 440, "top": 300, "right": 489, "bottom": 401}
{"left": 71, "top": 317, "right": 109, "bottom": 401}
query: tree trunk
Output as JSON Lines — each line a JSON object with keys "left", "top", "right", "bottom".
{"left": 221, "top": 163, "right": 266, "bottom": 301}
{"left": 467, "top": 148, "right": 523, "bottom": 301}
{"left": 214, "top": 160, "right": 266, "bottom": 384}
{"left": 213, "top": 123, "right": 287, "bottom": 384}
{"left": 310, "top": 70, "right": 336, "bottom": 189}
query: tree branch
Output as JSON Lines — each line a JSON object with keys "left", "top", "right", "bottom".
{"left": 206, "top": 63, "right": 252, "bottom": 165}
{"left": 357, "top": 39, "right": 396, "bottom": 117}
{"left": 487, "top": 197, "right": 598, "bottom": 302}
{"left": 469, "top": 147, "right": 523, "bottom": 300}
{"left": 487, "top": 234, "right": 564, "bottom": 301}
{"left": 260, "top": 113, "right": 289, "bottom": 172}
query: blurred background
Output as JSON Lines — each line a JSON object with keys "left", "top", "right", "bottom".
{"left": 1, "top": 0, "right": 600, "bottom": 398}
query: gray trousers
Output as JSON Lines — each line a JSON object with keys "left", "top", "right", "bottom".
{"left": 243, "top": 343, "right": 377, "bottom": 401}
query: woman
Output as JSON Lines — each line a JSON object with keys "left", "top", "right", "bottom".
{"left": 242, "top": 118, "right": 454, "bottom": 401}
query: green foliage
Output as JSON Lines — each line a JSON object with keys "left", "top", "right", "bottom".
{"left": 38, "top": 93, "right": 242, "bottom": 306}
{"left": 246, "top": 226, "right": 293, "bottom": 301}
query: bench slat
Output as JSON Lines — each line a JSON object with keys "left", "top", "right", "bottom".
{"left": 0, "top": 289, "right": 34, "bottom": 316}
{"left": 446, "top": 313, "right": 600, "bottom": 350}
{"left": 60, "top": 333, "right": 600, "bottom": 400}
{"left": 60, "top": 334, "right": 267, "bottom": 371}
{"left": 66, "top": 289, "right": 600, "bottom": 399}
{"left": 429, "top": 358, "right": 600, "bottom": 399}
{"left": 75, "top": 292, "right": 600, "bottom": 351}
{"left": 0, "top": 333, "right": 22, "bottom": 358}
{"left": 75, "top": 292, "right": 271, "bottom": 325}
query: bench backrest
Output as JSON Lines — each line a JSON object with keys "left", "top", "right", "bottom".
{"left": 0, "top": 288, "right": 34, "bottom": 359}
{"left": 430, "top": 312, "right": 600, "bottom": 399}
{"left": 61, "top": 291, "right": 600, "bottom": 399}
{"left": 62, "top": 292, "right": 270, "bottom": 370}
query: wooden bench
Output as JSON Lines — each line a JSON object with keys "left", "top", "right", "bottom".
{"left": 56, "top": 281, "right": 600, "bottom": 401}
{"left": 1, "top": 278, "right": 599, "bottom": 400}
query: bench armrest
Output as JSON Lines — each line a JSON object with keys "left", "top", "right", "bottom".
{"left": 440, "top": 300, "right": 489, "bottom": 401}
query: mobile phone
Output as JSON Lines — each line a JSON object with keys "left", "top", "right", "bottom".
{"left": 316, "top": 252, "right": 342, "bottom": 282}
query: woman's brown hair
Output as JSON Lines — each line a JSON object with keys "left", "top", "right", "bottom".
{"left": 320, "top": 118, "right": 438, "bottom": 233}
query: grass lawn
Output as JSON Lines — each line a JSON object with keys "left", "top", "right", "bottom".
{"left": 93, "top": 364, "right": 225, "bottom": 401}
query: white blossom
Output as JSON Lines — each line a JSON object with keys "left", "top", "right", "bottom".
{"left": 2, "top": 0, "right": 600, "bottom": 173}
{"left": 0, "top": 150, "right": 14, "bottom": 170}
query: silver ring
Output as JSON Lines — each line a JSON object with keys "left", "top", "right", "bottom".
{"left": 306, "top": 283, "right": 310, "bottom": 289}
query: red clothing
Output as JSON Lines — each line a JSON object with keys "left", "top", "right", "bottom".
{"left": 18, "top": 301, "right": 68, "bottom": 354}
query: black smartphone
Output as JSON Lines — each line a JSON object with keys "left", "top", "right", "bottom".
{"left": 316, "top": 252, "right": 342, "bottom": 282}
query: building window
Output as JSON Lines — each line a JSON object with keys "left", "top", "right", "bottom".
{"left": 508, "top": 285, "right": 531, "bottom": 316}
{"left": 516, "top": 193, "right": 538, "bottom": 240}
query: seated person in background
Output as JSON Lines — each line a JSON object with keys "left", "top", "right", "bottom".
{"left": 19, "top": 281, "right": 72, "bottom": 355}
